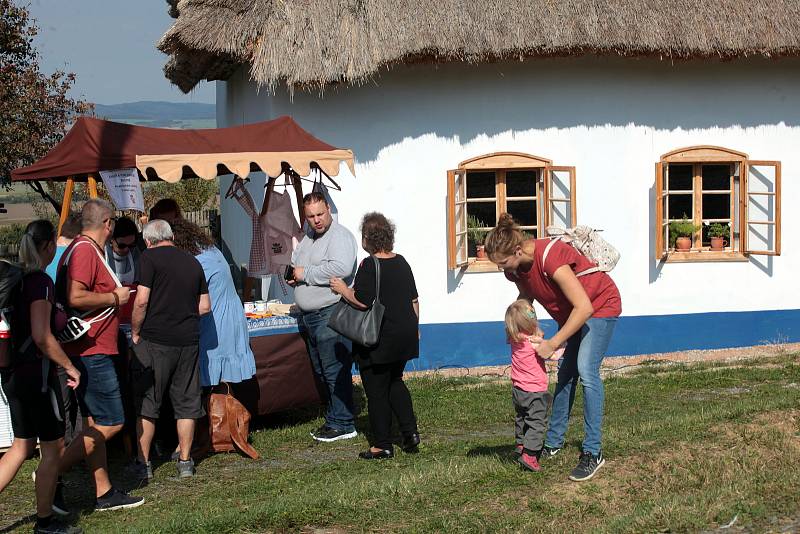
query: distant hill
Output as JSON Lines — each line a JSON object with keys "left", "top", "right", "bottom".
{"left": 93, "top": 101, "right": 215, "bottom": 129}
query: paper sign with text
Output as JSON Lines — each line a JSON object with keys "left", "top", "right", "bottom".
{"left": 99, "top": 168, "right": 144, "bottom": 212}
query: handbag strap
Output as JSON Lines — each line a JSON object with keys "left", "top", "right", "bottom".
{"left": 371, "top": 255, "right": 381, "bottom": 306}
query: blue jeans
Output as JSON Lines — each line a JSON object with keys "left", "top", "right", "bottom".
{"left": 70, "top": 354, "right": 125, "bottom": 427}
{"left": 545, "top": 317, "right": 617, "bottom": 455}
{"left": 300, "top": 305, "right": 355, "bottom": 432}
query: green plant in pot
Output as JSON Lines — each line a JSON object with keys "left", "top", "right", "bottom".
{"left": 707, "top": 222, "right": 730, "bottom": 251}
{"left": 668, "top": 215, "right": 700, "bottom": 251}
{"left": 467, "top": 214, "right": 488, "bottom": 260}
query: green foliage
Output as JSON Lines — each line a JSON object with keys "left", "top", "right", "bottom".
{"left": 0, "top": 0, "right": 93, "bottom": 187}
{"left": 668, "top": 215, "right": 701, "bottom": 247}
{"left": 708, "top": 222, "right": 730, "bottom": 239}
{"left": 143, "top": 178, "right": 218, "bottom": 213}
{"left": 0, "top": 223, "right": 26, "bottom": 246}
{"left": 466, "top": 213, "right": 487, "bottom": 246}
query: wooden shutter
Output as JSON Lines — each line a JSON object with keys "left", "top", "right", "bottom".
{"left": 655, "top": 162, "right": 667, "bottom": 259}
{"left": 743, "top": 161, "right": 781, "bottom": 255}
{"left": 447, "top": 169, "right": 469, "bottom": 269}
{"left": 544, "top": 166, "right": 576, "bottom": 229}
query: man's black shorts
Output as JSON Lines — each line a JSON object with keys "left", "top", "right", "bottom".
{"left": 131, "top": 339, "right": 204, "bottom": 420}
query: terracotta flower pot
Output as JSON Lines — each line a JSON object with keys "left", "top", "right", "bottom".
{"left": 476, "top": 245, "right": 488, "bottom": 261}
{"left": 710, "top": 237, "right": 727, "bottom": 251}
{"left": 676, "top": 237, "right": 692, "bottom": 251}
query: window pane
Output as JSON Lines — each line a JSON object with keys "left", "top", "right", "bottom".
{"left": 702, "top": 165, "right": 730, "bottom": 191}
{"left": 507, "top": 200, "right": 537, "bottom": 227}
{"left": 668, "top": 164, "right": 693, "bottom": 191}
{"left": 466, "top": 172, "right": 495, "bottom": 198}
{"left": 467, "top": 202, "right": 496, "bottom": 229}
{"left": 506, "top": 171, "right": 537, "bottom": 197}
{"left": 668, "top": 194, "right": 692, "bottom": 220}
{"left": 702, "top": 194, "right": 730, "bottom": 219}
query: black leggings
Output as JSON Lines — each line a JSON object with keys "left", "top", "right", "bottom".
{"left": 359, "top": 360, "right": 417, "bottom": 450}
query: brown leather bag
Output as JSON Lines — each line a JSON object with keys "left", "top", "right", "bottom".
{"left": 208, "top": 382, "right": 260, "bottom": 459}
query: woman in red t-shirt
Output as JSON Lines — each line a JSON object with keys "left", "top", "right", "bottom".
{"left": 485, "top": 214, "right": 621, "bottom": 482}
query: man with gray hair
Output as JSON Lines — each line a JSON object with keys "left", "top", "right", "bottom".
{"left": 57, "top": 199, "right": 144, "bottom": 511}
{"left": 130, "top": 219, "right": 210, "bottom": 479}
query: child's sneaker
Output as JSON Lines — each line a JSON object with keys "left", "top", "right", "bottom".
{"left": 539, "top": 445, "right": 561, "bottom": 459}
{"left": 517, "top": 451, "right": 541, "bottom": 472}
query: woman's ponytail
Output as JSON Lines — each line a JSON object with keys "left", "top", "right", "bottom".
{"left": 19, "top": 219, "right": 55, "bottom": 272}
{"left": 485, "top": 213, "right": 525, "bottom": 258}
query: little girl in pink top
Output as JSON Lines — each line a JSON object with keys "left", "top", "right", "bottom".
{"left": 505, "top": 299, "right": 564, "bottom": 472}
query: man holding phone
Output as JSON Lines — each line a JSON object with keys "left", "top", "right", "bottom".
{"left": 289, "top": 192, "right": 358, "bottom": 442}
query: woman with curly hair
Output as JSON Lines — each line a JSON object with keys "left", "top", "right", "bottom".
{"left": 169, "top": 219, "right": 256, "bottom": 389}
{"left": 330, "top": 212, "right": 420, "bottom": 460}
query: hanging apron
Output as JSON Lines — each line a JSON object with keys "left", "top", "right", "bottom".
{"left": 263, "top": 190, "right": 301, "bottom": 273}
{"left": 230, "top": 179, "right": 269, "bottom": 277}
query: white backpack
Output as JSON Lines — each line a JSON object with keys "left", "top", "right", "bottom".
{"left": 543, "top": 225, "right": 620, "bottom": 277}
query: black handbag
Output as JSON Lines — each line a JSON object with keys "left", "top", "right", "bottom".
{"left": 327, "top": 256, "right": 385, "bottom": 346}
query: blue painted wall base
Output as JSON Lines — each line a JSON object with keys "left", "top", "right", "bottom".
{"left": 408, "top": 309, "right": 800, "bottom": 372}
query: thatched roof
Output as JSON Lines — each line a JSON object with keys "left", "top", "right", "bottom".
{"left": 160, "top": 0, "right": 800, "bottom": 93}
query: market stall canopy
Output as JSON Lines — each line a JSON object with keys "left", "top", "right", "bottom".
{"left": 11, "top": 115, "right": 355, "bottom": 183}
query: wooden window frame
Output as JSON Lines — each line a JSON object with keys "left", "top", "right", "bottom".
{"left": 655, "top": 146, "right": 781, "bottom": 262}
{"left": 447, "top": 152, "right": 577, "bottom": 272}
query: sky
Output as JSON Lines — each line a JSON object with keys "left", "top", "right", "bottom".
{"left": 27, "top": 0, "right": 215, "bottom": 105}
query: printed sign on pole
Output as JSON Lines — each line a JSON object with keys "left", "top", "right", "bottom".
{"left": 99, "top": 168, "right": 144, "bottom": 212}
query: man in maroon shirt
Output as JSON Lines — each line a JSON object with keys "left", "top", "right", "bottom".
{"left": 56, "top": 199, "right": 144, "bottom": 511}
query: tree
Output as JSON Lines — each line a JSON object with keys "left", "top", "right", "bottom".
{"left": 143, "top": 179, "right": 219, "bottom": 214}
{"left": 0, "top": 0, "right": 93, "bottom": 189}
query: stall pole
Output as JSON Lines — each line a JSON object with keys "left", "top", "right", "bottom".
{"left": 87, "top": 174, "right": 99, "bottom": 199}
{"left": 57, "top": 178, "right": 75, "bottom": 237}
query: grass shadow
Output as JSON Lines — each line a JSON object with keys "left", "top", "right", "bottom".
{"left": 466, "top": 444, "right": 519, "bottom": 463}
{"left": 0, "top": 513, "right": 36, "bottom": 534}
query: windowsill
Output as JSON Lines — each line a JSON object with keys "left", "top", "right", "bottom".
{"left": 464, "top": 259, "right": 503, "bottom": 273}
{"left": 664, "top": 250, "right": 749, "bottom": 263}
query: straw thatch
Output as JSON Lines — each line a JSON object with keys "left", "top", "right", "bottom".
{"left": 160, "top": 0, "right": 800, "bottom": 93}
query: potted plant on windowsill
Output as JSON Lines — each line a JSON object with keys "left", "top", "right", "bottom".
{"left": 669, "top": 216, "right": 700, "bottom": 252}
{"left": 707, "top": 222, "right": 730, "bottom": 251}
{"left": 467, "top": 214, "right": 488, "bottom": 261}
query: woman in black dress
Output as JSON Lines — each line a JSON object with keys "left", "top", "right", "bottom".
{"left": 330, "top": 212, "right": 420, "bottom": 460}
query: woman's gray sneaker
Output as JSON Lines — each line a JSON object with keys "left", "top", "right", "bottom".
{"left": 177, "top": 458, "right": 195, "bottom": 478}
{"left": 569, "top": 451, "right": 605, "bottom": 481}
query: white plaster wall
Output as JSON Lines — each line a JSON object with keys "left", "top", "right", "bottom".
{"left": 217, "top": 56, "right": 800, "bottom": 324}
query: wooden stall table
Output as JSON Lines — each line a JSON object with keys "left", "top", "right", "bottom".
{"left": 237, "top": 314, "right": 323, "bottom": 417}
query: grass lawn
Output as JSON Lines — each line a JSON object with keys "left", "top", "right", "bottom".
{"left": 1, "top": 352, "right": 799, "bottom": 533}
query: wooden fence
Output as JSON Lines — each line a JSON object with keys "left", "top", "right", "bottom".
{"left": 184, "top": 209, "right": 220, "bottom": 241}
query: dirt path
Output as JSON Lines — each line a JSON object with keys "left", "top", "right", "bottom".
{"left": 396, "top": 342, "right": 800, "bottom": 382}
